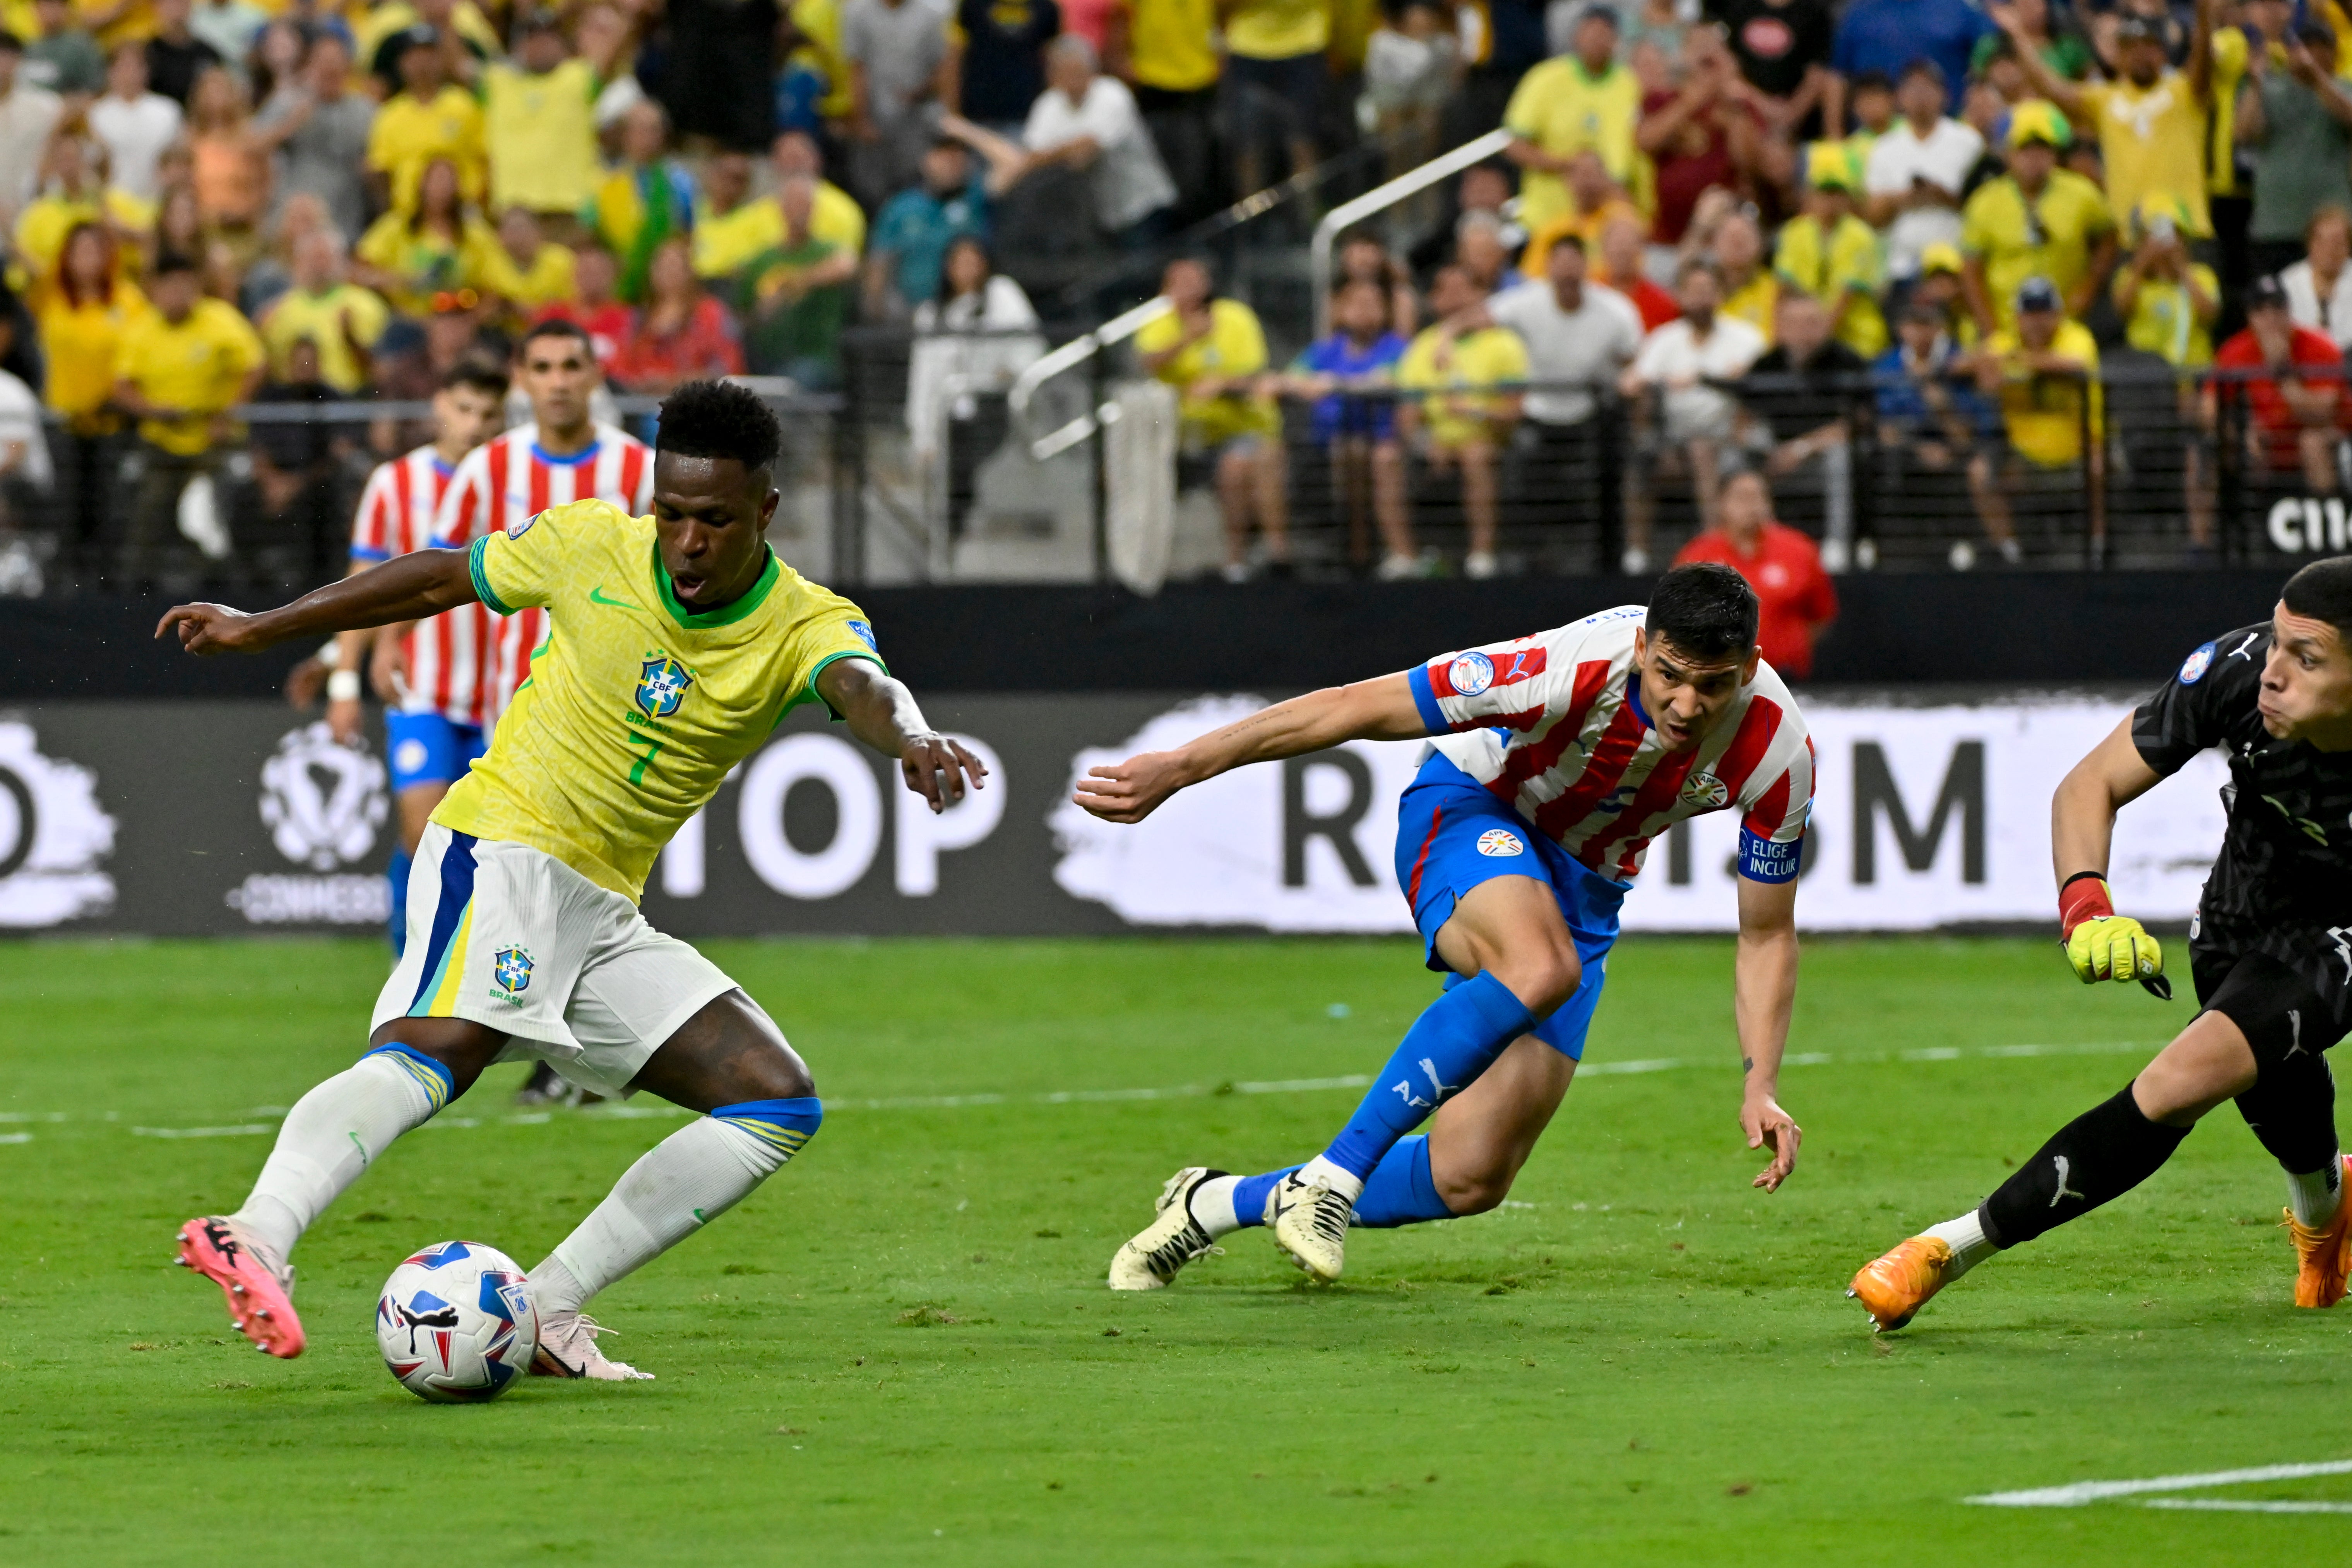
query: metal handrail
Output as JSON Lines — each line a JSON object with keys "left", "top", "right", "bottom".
{"left": 1309, "top": 127, "right": 1514, "bottom": 337}
{"left": 1006, "top": 293, "right": 1174, "bottom": 460}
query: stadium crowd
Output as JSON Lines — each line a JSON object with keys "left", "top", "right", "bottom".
{"left": 0, "top": 0, "right": 2343, "bottom": 599}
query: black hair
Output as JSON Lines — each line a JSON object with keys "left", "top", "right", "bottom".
{"left": 1647, "top": 562, "right": 1760, "bottom": 662}
{"left": 656, "top": 379, "right": 781, "bottom": 474}
{"left": 442, "top": 360, "right": 510, "bottom": 400}
{"left": 150, "top": 250, "right": 199, "bottom": 279}
{"left": 935, "top": 234, "right": 994, "bottom": 302}
{"left": 516, "top": 316, "right": 593, "bottom": 356}
{"left": 2282, "top": 556, "right": 2352, "bottom": 643}
{"left": 1851, "top": 70, "right": 1896, "bottom": 97}
{"left": 1899, "top": 55, "right": 1946, "bottom": 89}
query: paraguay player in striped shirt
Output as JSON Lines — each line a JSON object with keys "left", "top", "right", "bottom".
{"left": 327, "top": 363, "right": 510, "bottom": 948}
{"left": 1085, "top": 565, "right": 1816, "bottom": 1287}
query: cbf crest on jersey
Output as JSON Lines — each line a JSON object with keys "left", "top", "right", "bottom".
{"left": 493, "top": 945, "right": 534, "bottom": 994}
{"left": 635, "top": 654, "right": 694, "bottom": 719}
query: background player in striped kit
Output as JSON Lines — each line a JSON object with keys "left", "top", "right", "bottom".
{"left": 327, "top": 363, "right": 510, "bottom": 950}
{"left": 1084, "top": 565, "right": 1814, "bottom": 1288}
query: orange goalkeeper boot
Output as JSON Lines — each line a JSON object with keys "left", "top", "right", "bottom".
{"left": 2286, "top": 1155, "right": 2352, "bottom": 1309}
{"left": 1847, "top": 1236, "right": 1957, "bottom": 1333}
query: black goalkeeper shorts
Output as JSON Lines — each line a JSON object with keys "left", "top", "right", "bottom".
{"left": 2192, "top": 929, "right": 2352, "bottom": 1073}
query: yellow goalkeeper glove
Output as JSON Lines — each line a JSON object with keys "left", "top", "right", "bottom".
{"left": 2058, "top": 873, "right": 2167, "bottom": 992}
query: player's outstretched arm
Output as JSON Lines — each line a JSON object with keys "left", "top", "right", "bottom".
{"left": 2052, "top": 716, "right": 2171, "bottom": 991}
{"left": 1073, "top": 673, "right": 1428, "bottom": 824}
{"left": 817, "top": 657, "right": 989, "bottom": 815}
{"left": 156, "top": 549, "right": 479, "bottom": 656}
{"left": 1733, "top": 872, "right": 1803, "bottom": 1192}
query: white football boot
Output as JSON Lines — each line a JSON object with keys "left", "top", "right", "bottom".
{"left": 1107, "top": 1167, "right": 1227, "bottom": 1291}
{"left": 531, "top": 1311, "right": 655, "bottom": 1381}
{"left": 1269, "top": 1170, "right": 1353, "bottom": 1282}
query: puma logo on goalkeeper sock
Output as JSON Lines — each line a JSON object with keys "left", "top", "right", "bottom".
{"left": 2050, "top": 1155, "right": 2087, "bottom": 1207}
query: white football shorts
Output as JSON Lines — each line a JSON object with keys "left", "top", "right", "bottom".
{"left": 371, "top": 822, "right": 737, "bottom": 1097}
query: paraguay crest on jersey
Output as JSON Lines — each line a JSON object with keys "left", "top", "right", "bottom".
{"left": 635, "top": 655, "right": 693, "bottom": 719}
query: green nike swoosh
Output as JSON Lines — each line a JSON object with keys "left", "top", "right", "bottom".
{"left": 589, "top": 586, "right": 642, "bottom": 611}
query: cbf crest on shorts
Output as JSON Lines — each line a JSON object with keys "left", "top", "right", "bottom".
{"left": 493, "top": 945, "right": 534, "bottom": 995}
{"left": 1476, "top": 828, "right": 1525, "bottom": 857}
{"left": 635, "top": 653, "right": 693, "bottom": 719}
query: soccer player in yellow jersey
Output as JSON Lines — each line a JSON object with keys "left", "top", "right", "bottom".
{"left": 156, "top": 381, "right": 987, "bottom": 1381}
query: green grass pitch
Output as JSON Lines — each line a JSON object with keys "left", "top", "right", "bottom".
{"left": 3, "top": 934, "right": 2350, "bottom": 1564}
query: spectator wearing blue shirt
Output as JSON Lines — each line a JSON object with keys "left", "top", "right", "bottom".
{"left": 862, "top": 130, "right": 1023, "bottom": 318}
{"left": 1872, "top": 296, "right": 1996, "bottom": 562}
{"left": 1832, "top": 0, "right": 1992, "bottom": 115}
{"left": 1269, "top": 278, "right": 1416, "bottom": 575}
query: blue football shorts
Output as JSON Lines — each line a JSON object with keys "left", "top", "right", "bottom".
{"left": 385, "top": 711, "right": 487, "bottom": 793}
{"left": 1391, "top": 753, "right": 1625, "bottom": 1060}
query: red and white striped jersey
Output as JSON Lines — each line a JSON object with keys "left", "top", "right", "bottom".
{"left": 432, "top": 423, "right": 655, "bottom": 723}
{"left": 351, "top": 445, "right": 502, "bottom": 728}
{"left": 1410, "top": 605, "right": 1815, "bottom": 885}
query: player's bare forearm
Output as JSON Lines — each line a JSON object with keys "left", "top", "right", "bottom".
{"left": 1734, "top": 873, "right": 1803, "bottom": 1191}
{"left": 2050, "top": 718, "right": 2162, "bottom": 883}
{"left": 157, "top": 549, "right": 478, "bottom": 656}
{"left": 1073, "top": 673, "right": 1427, "bottom": 823}
{"left": 818, "top": 657, "right": 988, "bottom": 814}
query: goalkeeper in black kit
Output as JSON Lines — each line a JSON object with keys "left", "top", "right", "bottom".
{"left": 1850, "top": 557, "right": 2352, "bottom": 1331}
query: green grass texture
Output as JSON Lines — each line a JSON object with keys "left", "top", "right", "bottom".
{"left": 3, "top": 935, "right": 2349, "bottom": 1565}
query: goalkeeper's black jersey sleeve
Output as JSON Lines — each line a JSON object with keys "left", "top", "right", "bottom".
{"left": 2132, "top": 624, "right": 2270, "bottom": 777}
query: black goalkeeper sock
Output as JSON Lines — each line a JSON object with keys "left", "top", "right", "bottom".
{"left": 2235, "top": 1052, "right": 2340, "bottom": 1177}
{"left": 1979, "top": 1084, "right": 2191, "bottom": 1249}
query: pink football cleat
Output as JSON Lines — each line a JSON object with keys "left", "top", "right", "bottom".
{"left": 176, "top": 1217, "right": 305, "bottom": 1359}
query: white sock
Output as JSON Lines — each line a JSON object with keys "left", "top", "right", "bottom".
{"left": 1298, "top": 1154, "right": 1366, "bottom": 1205}
{"left": 1190, "top": 1174, "right": 1243, "bottom": 1238}
{"left": 229, "top": 1051, "right": 444, "bottom": 1262}
{"left": 534, "top": 1116, "right": 794, "bottom": 1315}
{"left": 1924, "top": 1210, "right": 1998, "bottom": 1279}
{"left": 2287, "top": 1156, "right": 2345, "bottom": 1228}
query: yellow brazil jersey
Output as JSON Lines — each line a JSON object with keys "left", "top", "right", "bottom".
{"left": 790, "top": 0, "right": 855, "bottom": 120}
{"left": 1773, "top": 211, "right": 1887, "bottom": 357}
{"left": 2205, "top": 27, "right": 2249, "bottom": 196}
{"left": 113, "top": 298, "right": 264, "bottom": 455}
{"left": 258, "top": 283, "right": 390, "bottom": 393}
{"left": 1503, "top": 57, "right": 1645, "bottom": 231}
{"left": 480, "top": 242, "right": 579, "bottom": 311}
{"left": 366, "top": 85, "right": 488, "bottom": 214}
{"left": 1960, "top": 171, "right": 2114, "bottom": 331}
{"left": 1397, "top": 323, "right": 1529, "bottom": 450}
{"left": 484, "top": 59, "right": 601, "bottom": 216}
{"left": 1135, "top": 298, "right": 1282, "bottom": 447}
{"left": 35, "top": 279, "right": 148, "bottom": 432}
{"left": 1989, "top": 318, "right": 2102, "bottom": 469}
{"left": 1126, "top": 0, "right": 1219, "bottom": 91}
{"left": 442, "top": 501, "right": 884, "bottom": 900}
{"left": 2117, "top": 261, "right": 2217, "bottom": 368}
{"left": 1225, "top": 0, "right": 1328, "bottom": 60}
{"left": 1721, "top": 269, "right": 1780, "bottom": 345}
{"left": 697, "top": 183, "right": 870, "bottom": 276}
{"left": 2082, "top": 70, "right": 2212, "bottom": 237}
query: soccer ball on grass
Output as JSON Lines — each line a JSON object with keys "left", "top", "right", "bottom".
{"left": 375, "top": 1241, "right": 539, "bottom": 1402}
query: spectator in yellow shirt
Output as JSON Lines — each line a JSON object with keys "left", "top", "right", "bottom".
{"left": 586, "top": 98, "right": 697, "bottom": 303}
{"left": 479, "top": 205, "right": 577, "bottom": 316}
{"left": 1774, "top": 142, "right": 1887, "bottom": 357}
{"left": 364, "top": 25, "right": 484, "bottom": 215}
{"left": 1709, "top": 202, "right": 1781, "bottom": 346}
{"left": 1959, "top": 102, "right": 2117, "bottom": 336}
{"left": 772, "top": 130, "right": 869, "bottom": 254}
{"left": 1397, "top": 261, "right": 1529, "bottom": 578}
{"left": 691, "top": 149, "right": 769, "bottom": 284}
{"left": 1133, "top": 255, "right": 1290, "bottom": 580}
{"left": 1963, "top": 273, "right": 2101, "bottom": 567}
{"left": 1221, "top": 0, "right": 1328, "bottom": 196}
{"left": 32, "top": 219, "right": 145, "bottom": 579}
{"left": 110, "top": 248, "right": 262, "bottom": 585}
{"left": 1505, "top": 5, "right": 1643, "bottom": 231}
{"left": 353, "top": 156, "right": 497, "bottom": 315}
{"left": 1519, "top": 149, "right": 1643, "bottom": 278}
{"left": 482, "top": 9, "right": 613, "bottom": 226}
{"left": 257, "top": 226, "right": 388, "bottom": 392}
{"left": 1106, "top": 0, "right": 1219, "bottom": 209}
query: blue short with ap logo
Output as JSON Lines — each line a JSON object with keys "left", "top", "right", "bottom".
{"left": 1391, "top": 753, "right": 1624, "bottom": 1060}
{"left": 385, "top": 711, "right": 487, "bottom": 793}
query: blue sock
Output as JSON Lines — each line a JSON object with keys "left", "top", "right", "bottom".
{"left": 387, "top": 848, "right": 413, "bottom": 957}
{"left": 1351, "top": 1137, "right": 1455, "bottom": 1226}
{"left": 1228, "top": 1166, "right": 1300, "bottom": 1229}
{"left": 1320, "top": 972, "right": 1537, "bottom": 1181}
{"left": 709, "top": 1096, "right": 824, "bottom": 1161}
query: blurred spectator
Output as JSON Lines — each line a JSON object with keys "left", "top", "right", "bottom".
{"left": 1673, "top": 469, "right": 1836, "bottom": 677}
{"left": 2114, "top": 193, "right": 2218, "bottom": 367}
{"left": 1271, "top": 276, "right": 1412, "bottom": 575}
{"left": 143, "top": 0, "right": 221, "bottom": 106}
{"left": 610, "top": 236, "right": 744, "bottom": 395}
{"left": 0, "top": 311, "right": 53, "bottom": 559}
{"left": 484, "top": 10, "right": 609, "bottom": 229}
{"left": 865, "top": 133, "right": 1018, "bottom": 318}
{"left": 1336, "top": 230, "right": 1419, "bottom": 337}
{"left": 188, "top": 67, "right": 266, "bottom": 237}
{"left": 154, "top": 177, "right": 207, "bottom": 271}
{"left": 237, "top": 188, "right": 326, "bottom": 314}
{"left": 2281, "top": 207, "right": 2352, "bottom": 351}
{"left": 355, "top": 157, "right": 496, "bottom": 316}
{"left": 740, "top": 175, "right": 858, "bottom": 385}
{"left": 1959, "top": 101, "right": 2115, "bottom": 336}
{"left": 190, "top": 0, "right": 268, "bottom": 71}
{"left": 2238, "top": 21, "right": 2352, "bottom": 286}
{"left": 23, "top": 0, "right": 106, "bottom": 100}
{"left": 955, "top": 0, "right": 1059, "bottom": 131}
{"left": 1999, "top": 0, "right": 2228, "bottom": 243}
{"left": 1963, "top": 274, "right": 2099, "bottom": 568}
{"left": 1745, "top": 286, "right": 1866, "bottom": 568}
{"left": 0, "top": 32, "right": 63, "bottom": 231}
{"left": 1456, "top": 209, "right": 1525, "bottom": 298}
{"left": 1133, "top": 256, "right": 1289, "bottom": 581}
{"left": 692, "top": 149, "right": 765, "bottom": 284}
{"left": 1017, "top": 36, "right": 1177, "bottom": 244}
{"left": 769, "top": 131, "right": 870, "bottom": 261}
{"left": 1505, "top": 5, "right": 1640, "bottom": 233}
{"left": 111, "top": 250, "right": 264, "bottom": 588}
{"left": 589, "top": 100, "right": 696, "bottom": 303}
{"left": 258, "top": 225, "right": 387, "bottom": 393}
{"left": 1396, "top": 262, "right": 1527, "bottom": 578}
{"left": 1832, "top": 0, "right": 1990, "bottom": 115}
{"left": 908, "top": 234, "right": 1041, "bottom": 529}
{"left": 1492, "top": 231, "right": 1642, "bottom": 570}
{"left": 1520, "top": 149, "right": 1642, "bottom": 276}
{"left": 658, "top": 0, "right": 784, "bottom": 151}
{"left": 1619, "top": 257, "right": 1766, "bottom": 571}
{"left": 1862, "top": 58, "right": 1983, "bottom": 282}
{"left": 366, "top": 25, "right": 486, "bottom": 215}
{"left": 841, "top": 0, "right": 954, "bottom": 205}
{"left": 90, "top": 44, "right": 183, "bottom": 201}
{"left": 14, "top": 134, "right": 124, "bottom": 284}
{"left": 1222, "top": 0, "right": 1329, "bottom": 197}
{"left": 1361, "top": 0, "right": 1458, "bottom": 192}
{"left": 1874, "top": 293, "right": 1994, "bottom": 491}
{"left": 1714, "top": 0, "right": 1835, "bottom": 142}
{"left": 29, "top": 221, "right": 139, "bottom": 580}
{"left": 1412, "top": 161, "right": 1525, "bottom": 275}
{"left": 254, "top": 34, "right": 372, "bottom": 242}
{"left": 243, "top": 334, "right": 341, "bottom": 576}
{"left": 2209, "top": 272, "right": 2348, "bottom": 495}
{"left": 1970, "top": 0, "right": 2090, "bottom": 83}
{"left": 1912, "top": 241, "right": 1972, "bottom": 339}
{"left": 1597, "top": 211, "right": 1679, "bottom": 329}
{"left": 1637, "top": 27, "right": 1757, "bottom": 253}
{"left": 1775, "top": 143, "right": 1886, "bottom": 357}
{"left": 481, "top": 206, "right": 577, "bottom": 313}
{"left": 1706, "top": 200, "right": 1780, "bottom": 344}
{"left": 1106, "top": 0, "right": 1221, "bottom": 214}
{"left": 1840, "top": 68, "right": 1895, "bottom": 161}
{"left": 533, "top": 241, "right": 631, "bottom": 369}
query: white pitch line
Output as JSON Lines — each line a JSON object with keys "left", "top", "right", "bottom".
{"left": 1969, "top": 1458, "right": 2352, "bottom": 1507}
{"left": 2141, "top": 1499, "right": 2352, "bottom": 1514}
{"left": 0, "top": 1132, "right": 29, "bottom": 1145}
{"left": 129, "top": 1124, "right": 278, "bottom": 1139}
